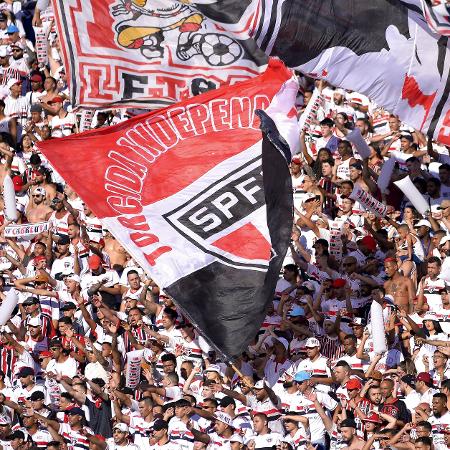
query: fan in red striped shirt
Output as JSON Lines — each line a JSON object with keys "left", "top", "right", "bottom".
{"left": 316, "top": 319, "right": 345, "bottom": 362}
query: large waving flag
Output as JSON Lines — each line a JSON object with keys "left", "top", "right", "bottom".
{"left": 185, "top": 0, "right": 450, "bottom": 145}
{"left": 51, "top": 0, "right": 267, "bottom": 109}
{"left": 37, "top": 60, "right": 296, "bottom": 358}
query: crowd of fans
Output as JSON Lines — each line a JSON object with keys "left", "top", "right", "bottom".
{"left": 0, "top": 2, "right": 448, "bottom": 450}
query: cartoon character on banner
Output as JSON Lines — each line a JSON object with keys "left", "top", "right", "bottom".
{"left": 110, "top": 0, "right": 243, "bottom": 66}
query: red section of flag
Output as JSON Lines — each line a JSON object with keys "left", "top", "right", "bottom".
{"left": 211, "top": 222, "right": 271, "bottom": 261}
{"left": 401, "top": 74, "right": 436, "bottom": 130}
{"left": 37, "top": 60, "right": 291, "bottom": 219}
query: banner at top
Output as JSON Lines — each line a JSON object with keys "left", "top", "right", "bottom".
{"left": 51, "top": 0, "right": 267, "bottom": 109}
{"left": 186, "top": 0, "right": 450, "bottom": 145}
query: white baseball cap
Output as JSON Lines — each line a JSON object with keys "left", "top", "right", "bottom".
{"left": 113, "top": 423, "right": 129, "bottom": 433}
{"left": 305, "top": 337, "right": 320, "bottom": 348}
{"left": 415, "top": 219, "right": 432, "bottom": 228}
{"left": 65, "top": 273, "right": 80, "bottom": 283}
{"left": 28, "top": 317, "right": 42, "bottom": 327}
{"left": 213, "top": 412, "right": 234, "bottom": 427}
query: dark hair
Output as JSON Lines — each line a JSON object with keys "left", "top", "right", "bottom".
{"left": 427, "top": 177, "right": 441, "bottom": 188}
{"left": 127, "top": 270, "right": 139, "bottom": 277}
{"left": 320, "top": 118, "right": 334, "bottom": 127}
{"left": 161, "top": 353, "right": 177, "bottom": 364}
{"left": 284, "top": 264, "right": 299, "bottom": 275}
{"left": 91, "top": 378, "right": 106, "bottom": 388}
{"left": 163, "top": 307, "right": 178, "bottom": 321}
{"left": 253, "top": 412, "right": 269, "bottom": 424}
{"left": 427, "top": 256, "right": 442, "bottom": 266}
{"left": 440, "top": 164, "right": 450, "bottom": 172}
{"left": 341, "top": 180, "right": 354, "bottom": 189}
{"left": 58, "top": 316, "right": 72, "bottom": 325}
{"left": 334, "top": 360, "right": 351, "bottom": 371}
{"left": 441, "top": 379, "right": 450, "bottom": 391}
{"left": 433, "top": 392, "right": 447, "bottom": 401}
{"left": 344, "top": 334, "right": 357, "bottom": 344}
{"left": 415, "top": 437, "right": 432, "bottom": 447}
{"left": 416, "top": 421, "right": 432, "bottom": 431}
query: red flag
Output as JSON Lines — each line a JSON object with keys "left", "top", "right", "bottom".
{"left": 37, "top": 60, "right": 297, "bottom": 357}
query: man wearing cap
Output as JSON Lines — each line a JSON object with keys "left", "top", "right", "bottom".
{"left": 4, "top": 76, "right": 27, "bottom": 137}
{"left": 399, "top": 374, "right": 421, "bottom": 410}
{"left": 8, "top": 40, "right": 28, "bottom": 76}
{"left": 49, "top": 233, "right": 76, "bottom": 280}
{"left": 25, "top": 186, "right": 52, "bottom": 224}
{"left": 15, "top": 295, "right": 53, "bottom": 339}
{"left": 49, "top": 96, "right": 75, "bottom": 138}
{"left": 24, "top": 103, "right": 45, "bottom": 140}
{"left": 295, "top": 337, "right": 333, "bottom": 394}
{"left": 263, "top": 336, "right": 294, "bottom": 387}
{"left": 34, "top": 406, "right": 93, "bottom": 450}
{"left": 47, "top": 193, "right": 76, "bottom": 238}
{"left": 25, "top": 73, "right": 44, "bottom": 105}
{"left": 107, "top": 423, "right": 138, "bottom": 450}
{"left": 22, "top": 315, "right": 48, "bottom": 358}
{"left": 285, "top": 371, "right": 337, "bottom": 449}
{"left": 81, "top": 254, "right": 120, "bottom": 304}
{"left": 187, "top": 411, "right": 234, "bottom": 448}
{"left": 149, "top": 419, "right": 179, "bottom": 449}
{"left": 45, "top": 338, "right": 77, "bottom": 378}
{"left": 12, "top": 366, "right": 45, "bottom": 404}
{"left": 22, "top": 410, "right": 53, "bottom": 449}
{"left": 235, "top": 379, "right": 283, "bottom": 434}
{"left": 14, "top": 273, "right": 60, "bottom": 328}
{"left": 416, "top": 372, "right": 438, "bottom": 406}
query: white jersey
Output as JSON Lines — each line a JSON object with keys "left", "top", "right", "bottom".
{"left": 50, "top": 113, "right": 76, "bottom": 138}
{"left": 48, "top": 211, "right": 71, "bottom": 236}
{"left": 295, "top": 355, "right": 331, "bottom": 394}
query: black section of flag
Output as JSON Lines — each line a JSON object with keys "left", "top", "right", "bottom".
{"left": 272, "top": 0, "right": 410, "bottom": 66}
{"left": 164, "top": 123, "right": 293, "bottom": 359}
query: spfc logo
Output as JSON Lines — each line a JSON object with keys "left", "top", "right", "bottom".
{"left": 163, "top": 156, "right": 272, "bottom": 270}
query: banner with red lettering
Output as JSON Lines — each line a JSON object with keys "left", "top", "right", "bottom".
{"left": 37, "top": 60, "right": 296, "bottom": 358}
{"left": 51, "top": 0, "right": 267, "bottom": 109}
{"left": 186, "top": 0, "right": 450, "bottom": 145}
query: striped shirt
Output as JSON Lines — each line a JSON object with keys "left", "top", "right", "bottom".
{"left": 317, "top": 335, "right": 344, "bottom": 362}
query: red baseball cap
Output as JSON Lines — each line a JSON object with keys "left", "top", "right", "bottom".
{"left": 12, "top": 175, "right": 23, "bottom": 192}
{"left": 88, "top": 254, "right": 102, "bottom": 270}
{"left": 345, "top": 378, "right": 362, "bottom": 390}
{"left": 48, "top": 96, "right": 63, "bottom": 104}
{"left": 416, "top": 372, "right": 432, "bottom": 384}
{"left": 362, "top": 413, "right": 382, "bottom": 424}
{"left": 360, "top": 235, "right": 377, "bottom": 252}
{"left": 332, "top": 278, "right": 346, "bottom": 289}
{"left": 39, "top": 350, "right": 52, "bottom": 358}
